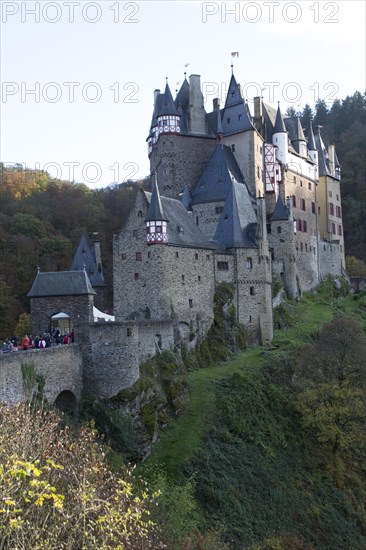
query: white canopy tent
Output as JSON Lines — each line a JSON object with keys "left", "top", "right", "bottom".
{"left": 93, "top": 306, "right": 115, "bottom": 322}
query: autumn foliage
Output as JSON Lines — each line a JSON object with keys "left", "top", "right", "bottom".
{"left": 0, "top": 404, "right": 164, "bottom": 549}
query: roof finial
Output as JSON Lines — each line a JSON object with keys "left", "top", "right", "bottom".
{"left": 83, "top": 263, "right": 86, "bottom": 272}
{"left": 184, "top": 71, "right": 186, "bottom": 78}
{"left": 231, "top": 63, "right": 234, "bottom": 75}
{"left": 37, "top": 266, "right": 40, "bottom": 273}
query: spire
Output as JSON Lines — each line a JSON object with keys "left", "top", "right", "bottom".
{"left": 158, "top": 82, "right": 180, "bottom": 117}
{"left": 295, "top": 116, "right": 306, "bottom": 141}
{"left": 70, "top": 234, "right": 105, "bottom": 286}
{"left": 224, "top": 73, "right": 243, "bottom": 108}
{"left": 307, "top": 121, "right": 316, "bottom": 151}
{"left": 175, "top": 77, "right": 189, "bottom": 111}
{"left": 181, "top": 184, "right": 192, "bottom": 211}
{"left": 145, "top": 177, "right": 168, "bottom": 222}
{"left": 191, "top": 144, "right": 245, "bottom": 206}
{"left": 273, "top": 103, "right": 287, "bottom": 134}
{"left": 314, "top": 128, "right": 331, "bottom": 177}
{"left": 270, "top": 195, "right": 289, "bottom": 221}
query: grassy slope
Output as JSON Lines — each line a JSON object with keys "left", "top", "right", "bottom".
{"left": 146, "top": 298, "right": 336, "bottom": 479}
{"left": 144, "top": 293, "right": 366, "bottom": 548}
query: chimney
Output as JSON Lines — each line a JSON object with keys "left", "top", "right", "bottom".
{"left": 153, "top": 89, "right": 160, "bottom": 108}
{"left": 188, "top": 74, "right": 206, "bottom": 135}
{"left": 213, "top": 97, "right": 221, "bottom": 110}
{"left": 254, "top": 97, "right": 262, "bottom": 119}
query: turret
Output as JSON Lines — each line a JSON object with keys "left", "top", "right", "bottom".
{"left": 145, "top": 177, "right": 168, "bottom": 245}
{"left": 272, "top": 103, "right": 289, "bottom": 165}
{"left": 156, "top": 81, "right": 181, "bottom": 136}
{"left": 294, "top": 117, "right": 307, "bottom": 157}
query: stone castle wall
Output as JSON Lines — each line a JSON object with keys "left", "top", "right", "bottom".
{"left": 319, "top": 240, "right": 343, "bottom": 279}
{"left": 30, "top": 295, "right": 94, "bottom": 340}
{"left": 114, "top": 191, "right": 216, "bottom": 341}
{"left": 150, "top": 134, "right": 216, "bottom": 199}
{"left": 191, "top": 201, "right": 226, "bottom": 240}
{"left": 0, "top": 345, "right": 82, "bottom": 405}
{"left": 83, "top": 319, "right": 175, "bottom": 399}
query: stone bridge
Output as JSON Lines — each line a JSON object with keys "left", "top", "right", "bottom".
{"left": 0, "top": 345, "right": 82, "bottom": 413}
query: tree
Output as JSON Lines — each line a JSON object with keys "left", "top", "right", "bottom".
{"left": 314, "top": 99, "right": 329, "bottom": 127}
{"left": 0, "top": 404, "right": 164, "bottom": 549}
{"left": 300, "top": 104, "right": 313, "bottom": 130}
{"left": 295, "top": 316, "right": 366, "bottom": 457}
{"left": 285, "top": 106, "right": 299, "bottom": 117}
{"left": 15, "top": 312, "right": 32, "bottom": 340}
{"left": 345, "top": 255, "right": 366, "bottom": 276}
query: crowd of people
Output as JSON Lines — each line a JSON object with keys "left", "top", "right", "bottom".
{"left": 1, "top": 328, "right": 75, "bottom": 353}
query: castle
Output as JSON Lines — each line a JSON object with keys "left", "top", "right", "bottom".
{"left": 20, "top": 69, "right": 346, "bottom": 405}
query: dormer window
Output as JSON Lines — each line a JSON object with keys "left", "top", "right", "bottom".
{"left": 227, "top": 117, "right": 231, "bottom": 124}
{"left": 238, "top": 114, "right": 242, "bottom": 121}
{"left": 231, "top": 92, "right": 235, "bottom": 98}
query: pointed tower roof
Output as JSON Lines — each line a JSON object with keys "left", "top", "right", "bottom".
{"left": 273, "top": 103, "right": 287, "bottom": 134}
{"left": 224, "top": 73, "right": 243, "bottom": 108}
{"left": 214, "top": 182, "right": 257, "bottom": 249}
{"left": 70, "top": 235, "right": 105, "bottom": 286}
{"left": 191, "top": 144, "right": 245, "bottom": 206}
{"left": 315, "top": 129, "right": 331, "bottom": 177}
{"left": 283, "top": 116, "right": 306, "bottom": 142}
{"left": 145, "top": 178, "right": 168, "bottom": 222}
{"left": 307, "top": 121, "right": 316, "bottom": 151}
{"left": 295, "top": 116, "right": 306, "bottom": 141}
{"left": 158, "top": 82, "right": 180, "bottom": 117}
{"left": 270, "top": 195, "right": 289, "bottom": 221}
{"left": 175, "top": 78, "right": 190, "bottom": 111}
{"left": 181, "top": 184, "right": 192, "bottom": 211}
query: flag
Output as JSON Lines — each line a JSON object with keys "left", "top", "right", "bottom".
{"left": 231, "top": 52, "right": 239, "bottom": 58}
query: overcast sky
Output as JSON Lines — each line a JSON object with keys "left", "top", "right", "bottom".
{"left": 1, "top": 0, "right": 365, "bottom": 187}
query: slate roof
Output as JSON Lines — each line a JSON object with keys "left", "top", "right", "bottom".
{"left": 285, "top": 116, "right": 306, "bottom": 145}
{"left": 273, "top": 104, "right": 287, "bottom": 134}
{"left": 158, "top": 82, "right": 180, "bottom": 117}
{"left": 145, "top": 178, "right": 168, "bottom": 222}
{"left": 144, "top": 191, "right": 215, "bottom": 249}
{"left": 221, "top": 100, "right": 254, "bottom": 135}
{"left": 175, "top": 78, "right": 189, "bottom": 112}
{"left": 28, "top": 270, "right": 96, "bottom": 297}
{"left": 70, "top": 235, "right": 105, "bottom": 286}
{"left": 315, "top": 130, "right": 331, "bottom": 177}
{"left": 271, "top": 195, "right": 289, "bottom": 221}
{"left": 175, "top": 79, "right": 190, "bottom": 134}
{"left": 214, "top": 182, "right": 258, "bottom": 249}
{"left": 149, "top": 92, "right": 164, "bottom": 131}
{"left": 224, "top": 74, "right": 243, "bottom": 108}
{"left": 190, "top": 144, "right": 245, "bottom": 205}
{"left": 307, "top": 122, "right": 316, "bottom": 151}
{"left": 262, "top": 103, "right": 275, "bottom": 142}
